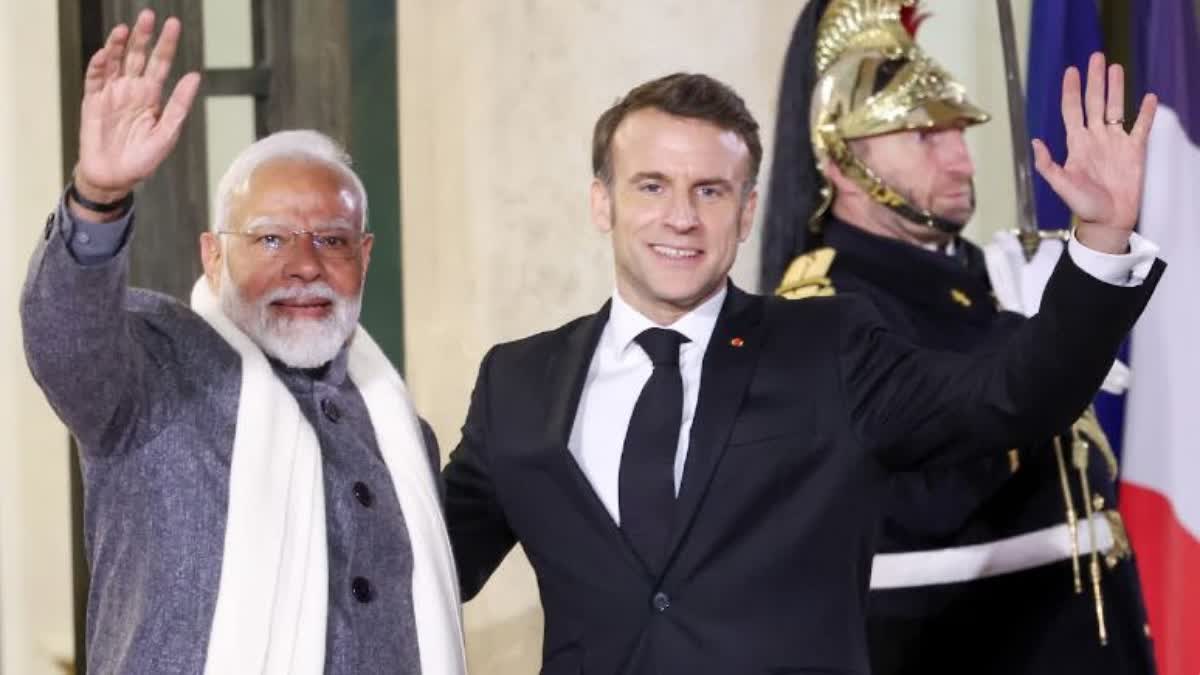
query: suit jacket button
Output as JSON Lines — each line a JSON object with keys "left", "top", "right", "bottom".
{"left": 321, "top": 398, "right": 342, "bottom": 423}
{"left": 353, "top": 481, "right": 374, "bottom": 508}
{"left": 651, "top": 591, "right": 670, "bottom": 612}
{"left": 351, "top": 576, "right": 373, "bottom": 603}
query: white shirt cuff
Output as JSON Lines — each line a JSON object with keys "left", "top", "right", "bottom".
{"left": 1067, "top": 231, "right": 1160, "bottom": 287}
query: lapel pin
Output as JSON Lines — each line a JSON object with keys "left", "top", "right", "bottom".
{"left": 730, "top": 337, "right": 745, "bottom": 348}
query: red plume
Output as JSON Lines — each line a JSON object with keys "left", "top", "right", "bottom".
{"left": 900, "top": 2, "right": 930, "bottom": 37}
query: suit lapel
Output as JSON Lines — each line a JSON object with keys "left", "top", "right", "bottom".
{"left": 666, "top": 284, "right": 765, "bottom": 564}
{"left": 545, "top": 302, "right": 609, "bottom": 448}
{"left": 543, "top": 302, "right": 648, "bottom": 574}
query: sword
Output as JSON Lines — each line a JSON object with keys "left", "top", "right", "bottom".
{"left": 996, "top": 0, "right": 1044, "bottom": 260}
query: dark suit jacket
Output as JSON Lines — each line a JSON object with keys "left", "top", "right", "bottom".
{"left": 443, "top": 253, "right": 1163, "bottom": 675}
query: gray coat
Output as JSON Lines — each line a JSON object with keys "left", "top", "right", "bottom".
{"left": 21, "top": 205, "right": 432, "bottom": 674}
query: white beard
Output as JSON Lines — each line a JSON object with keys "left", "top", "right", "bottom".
{"left": 219, "top": 262, "right": 361, "bottom": 369}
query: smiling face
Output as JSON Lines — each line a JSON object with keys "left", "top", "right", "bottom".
{"left": 199, "top": 158, "right": 373, "bottom": 368}
{"left": 591, "top": 107, "right": 757, "bottom": 325}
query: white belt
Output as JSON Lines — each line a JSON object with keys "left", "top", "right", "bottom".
{"left": 869, "top": 513, "right": 1115, "bottom": 589}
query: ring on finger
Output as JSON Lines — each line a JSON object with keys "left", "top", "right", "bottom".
{"left": 1104, "top": 118, "right": 1125, "bottom": 126}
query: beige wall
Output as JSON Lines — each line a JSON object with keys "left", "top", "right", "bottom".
{"left": 399, "top": 1, "right": 1036, "bottom": 673}
{"left": 0, "top": 3, "right": 75, "bottom": 675}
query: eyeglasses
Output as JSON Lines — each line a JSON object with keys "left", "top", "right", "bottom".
{"left": 217, "top": 228, "right": 370, "bottom": 260}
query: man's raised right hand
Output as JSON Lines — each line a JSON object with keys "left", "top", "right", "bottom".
{"left": 73, "top": 10, "right": 201, "bottom": 209}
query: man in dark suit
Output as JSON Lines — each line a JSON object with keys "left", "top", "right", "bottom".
{"left": 443, "top": 64, "right": 1163, "bottom": 673}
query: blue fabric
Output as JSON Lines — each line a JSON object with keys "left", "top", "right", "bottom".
{"left": 1144, "top": 0, "right": 1200, "bottom": 140}
{"left": 1026, "top": 0, "right": 1104, "bottom": 232}
{"left": 1025, "top": 0, "right": 1131, "bottom": 464}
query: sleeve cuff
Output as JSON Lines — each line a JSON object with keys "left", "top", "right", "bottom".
{"left": 58, "top": 198, "right": 135, "bottom": 265}
{"left": 1067, "top": 231, "right": 1160, "bottom": 287}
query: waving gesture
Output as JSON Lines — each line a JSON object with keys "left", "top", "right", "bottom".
{"left": 73, "top": 10, "right": 201, "bottom": 206}
{"left": 1032, "top": 52, "right": 1158, "bottom": 254}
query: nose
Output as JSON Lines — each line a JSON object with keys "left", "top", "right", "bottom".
{"left": 664, "top": 189, "right": 700, "bottom": 232}
{"left": 280, "top": 234, "right": 324, "bottom": 283}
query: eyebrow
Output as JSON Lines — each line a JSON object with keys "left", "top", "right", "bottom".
{"left": 240, "top": 217, "right": 283, "bottom": 232}
{"left": 692, "top": 177, "right": 736, "bottom": 191}
{"left": 629, "top": 171, "right": 669, "bottom": 185}
{"left": 628, "top": 172, "right": 737, "bottom": 191}
{"left": 241, "top": 217, "right": 358, "bottom": 232}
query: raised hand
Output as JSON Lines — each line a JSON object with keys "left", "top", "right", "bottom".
{"left": 1031, "top": 52, "right": 1158, "bottom": 254}
{"left": 73, "top": 10, "right": 201, "bottom": 206}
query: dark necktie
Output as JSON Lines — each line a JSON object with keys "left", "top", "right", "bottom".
{"left": 619, "top": 327, "right": 689, "bottom": 573}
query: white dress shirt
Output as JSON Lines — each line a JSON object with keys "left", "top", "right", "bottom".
{"left": 568, "top": 286, "right": 725, "bottom": 525}
{"left": 567, "top": 231, "right": 1158, "bottom": 527}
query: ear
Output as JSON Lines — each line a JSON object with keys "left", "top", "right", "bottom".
{"left": 821, "top": 158, "right": 858, "bottom": 197}
{"left": 737, "top": 188, "right": 758, "bottom": 243}
{"left": 590, "top": 178, "right": 614, "bottom": 233}
{"left": 359, "top": 232, "right": 375, "bottom": 282}
{"left": 200, "top": 231, "right": 222, "bottom": 291}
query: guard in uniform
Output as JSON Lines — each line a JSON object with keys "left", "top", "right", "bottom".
{"left": 760, "top": 1, "right": 1158, "bottom": 673}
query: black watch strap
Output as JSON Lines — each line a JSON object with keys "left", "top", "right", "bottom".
{"left": 68, "top": 182, "right": 133, "bottom": 213}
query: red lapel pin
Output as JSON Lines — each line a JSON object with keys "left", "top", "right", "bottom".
{"left": 730, "top": 337, "right": 745, "bottom": 348}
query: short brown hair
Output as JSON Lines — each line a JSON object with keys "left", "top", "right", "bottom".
{"left": 591, "top": 73, "right": 763, "bottom": 191}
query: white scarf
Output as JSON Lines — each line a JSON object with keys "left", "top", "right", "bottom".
{"left": 190, "top": 278, "right": 466, "bottom": 675}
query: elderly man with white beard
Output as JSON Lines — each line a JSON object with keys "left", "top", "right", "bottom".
{"left": 19, "top": 12, "right": 465, "bottom": 675}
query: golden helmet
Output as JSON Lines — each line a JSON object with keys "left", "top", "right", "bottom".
{"left": 762, "top": 0, "right": 992, "bottom": 290}
{"left": 811, "top": 0, "right": 990, "bottom": 230}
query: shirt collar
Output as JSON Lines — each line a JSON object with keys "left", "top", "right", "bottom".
{"left": 607, "top": 283, "right": 727, "bottom": 358}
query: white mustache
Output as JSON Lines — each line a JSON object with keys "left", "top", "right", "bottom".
{"left": 262, "top": 283, "right": 339, "bottom": 306}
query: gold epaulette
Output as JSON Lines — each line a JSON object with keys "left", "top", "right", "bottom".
{"left": 775, "top": 247, "right": 837, "bottom": 300}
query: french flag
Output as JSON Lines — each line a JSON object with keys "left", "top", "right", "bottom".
{"left": 1120, "top": 0, "right": 1200, "bottom": 672}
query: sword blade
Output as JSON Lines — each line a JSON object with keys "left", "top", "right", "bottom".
{"left": 996, "top": 0, "right": 1041, "bottom": 259}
